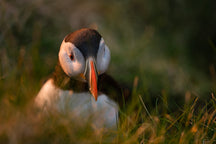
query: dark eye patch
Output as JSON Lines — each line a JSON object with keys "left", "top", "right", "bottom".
{"left": 69, "top": 52, "right": 74, "bottom": 61}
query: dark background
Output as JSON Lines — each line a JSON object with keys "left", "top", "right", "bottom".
{"left": 1, "top": 0, "right": 215, "bottom": 99}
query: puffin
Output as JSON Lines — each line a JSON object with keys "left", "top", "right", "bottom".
{"left": 35, "top": 28, "right": 129, "bottom": 129}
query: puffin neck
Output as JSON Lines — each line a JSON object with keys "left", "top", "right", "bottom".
{"left": 52, "top": 61, "right": 88, "bottom": 92}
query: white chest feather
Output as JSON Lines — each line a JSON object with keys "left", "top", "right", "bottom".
{"left": 35, "top": 79, "right": 119, "bottom": 128}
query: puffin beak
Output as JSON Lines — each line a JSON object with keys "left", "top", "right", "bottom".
{"left": 85, "top": 58, "right": 98, "bottom": 101}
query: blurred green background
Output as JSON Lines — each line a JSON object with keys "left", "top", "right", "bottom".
{"left": 1, "top": 0, "right": 215, "bottom": 101}
{"left": 0, "top": 0, "right": 216, "bottom": 143}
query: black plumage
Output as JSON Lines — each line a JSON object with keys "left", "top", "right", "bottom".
{"left": 65, "top": 28, "right": 101, "bottom": 58}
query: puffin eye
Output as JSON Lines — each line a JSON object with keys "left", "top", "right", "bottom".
{"left": 69, "top": 53, "right": 74, "bottom": 61}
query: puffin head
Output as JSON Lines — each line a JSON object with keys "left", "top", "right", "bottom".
{"left": 58, "top": 28, "right": 111, "bottom": 101}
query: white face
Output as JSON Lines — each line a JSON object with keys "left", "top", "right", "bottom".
{"left": 96, "top": 38, "right": 111, "bottom": 74}
{"left": 59, "top": 38, "right": 110, "bottom": 79}
{"left": 59, "top": 41, "right": 85, "bottom": 77}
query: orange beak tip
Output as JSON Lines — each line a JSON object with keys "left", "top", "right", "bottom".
{"left": 94, "top": 94, "right": 98, "bottom": 101}
{"left": 90, "top": 88, "right": 98, "bottom": 101}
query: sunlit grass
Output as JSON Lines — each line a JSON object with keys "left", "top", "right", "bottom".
{"left": 1, "top": 73, "right": 215, "bottom": 143}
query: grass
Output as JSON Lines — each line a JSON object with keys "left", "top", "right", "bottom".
{"left": 0, "top": 0, "right": 216, "bottom": 143}
{"left": 0, "top": 73, "right": 215, "bottom": 143}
